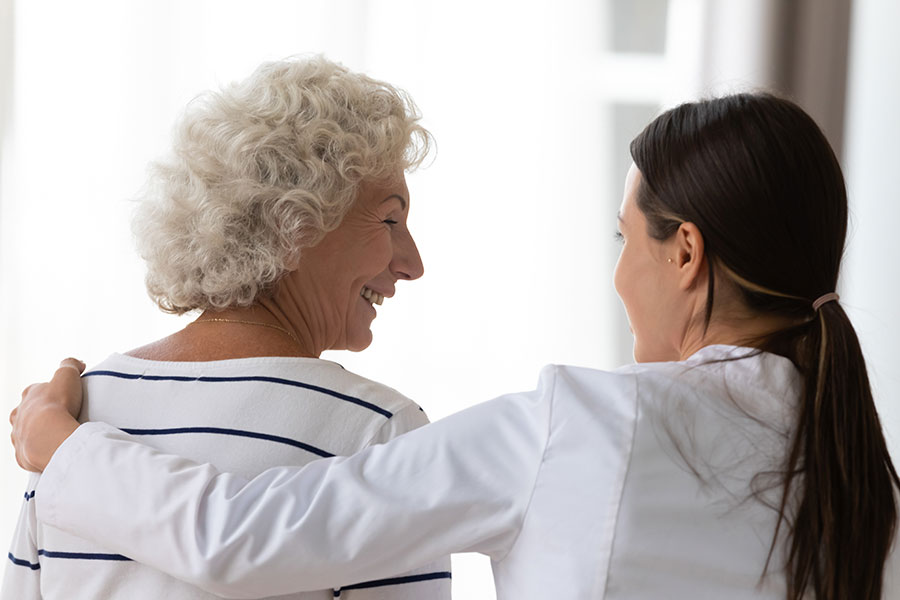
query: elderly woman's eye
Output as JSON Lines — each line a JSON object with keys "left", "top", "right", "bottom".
{"left": 384, "top": 219, "right": 398, "bottom": 226}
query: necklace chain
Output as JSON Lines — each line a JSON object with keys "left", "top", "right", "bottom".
{"left": 189, "top": 318, "right": 304, "bottom": 349}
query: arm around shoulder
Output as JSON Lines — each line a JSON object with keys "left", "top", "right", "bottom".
{"left": 34, "top": 373, "right": 556, "bottom": 597}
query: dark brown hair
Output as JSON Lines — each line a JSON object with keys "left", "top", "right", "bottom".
{"left": 630, "top": 93, "right": 899, "bottom": 600}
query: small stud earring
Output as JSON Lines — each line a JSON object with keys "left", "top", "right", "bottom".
{"left": 667, "top": 258, "right": 674, "bottom": 264}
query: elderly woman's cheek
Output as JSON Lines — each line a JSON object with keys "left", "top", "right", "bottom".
{"left": 395, "top": 228, "right": 425, "bottom": 280}
{"left": 371, "top": 230, "right": 397, "bottom": 275}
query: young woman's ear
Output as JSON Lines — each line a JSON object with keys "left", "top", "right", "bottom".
{"left": 673, "top": 222, "right": 706, "bottom": 290}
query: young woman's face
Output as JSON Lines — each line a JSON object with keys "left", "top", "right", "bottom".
{"left": 613, "top": 164, "right": 682, "bottom": 363}
{"left": 292, "top": 174, "right": 424, "bottom": 351}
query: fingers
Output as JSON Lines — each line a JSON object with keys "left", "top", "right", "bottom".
{"left": 19, "top": 358, "right": 82, "bottom": 398}
{"left": 9, "top": 357, "right": 85, "bottom": 472}
{"left": 58, "top": 357, "right": 86, "bottom": 374}
{"left": 10, "top": 434, "right": 26, "bottom": 471}
{"left": 48, "top": 359, "right": 86, "bottom": 418}
{"left": 51, "top": 360, "right": 85, "bottom": 393}
{"left": 10, "top": 415, "right": 34, "bottom": 472}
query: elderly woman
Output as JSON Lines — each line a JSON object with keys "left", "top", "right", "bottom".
{"left": 10, "top": 94, "right": 900, "bottom": 599}
{"left": 2, "top": 57, "right": 450, "bottom": 599}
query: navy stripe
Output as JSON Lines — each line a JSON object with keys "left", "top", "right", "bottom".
{"left": 335, "top": 571, "right": 452, "bottom": 595}
{"left": 8, "top": 552, "right": 40, "bottom": 570}
{"left": 24, "top": 490, "right": 35, "bottom": 501}
{"left": 120, "top": 426, "right": 335, "bottom": 458}
{"left": 38, "top": 549, "right": 132, "bottom": 562}
{"left": 84, "top": 370, "right": 392, "bottom": 418}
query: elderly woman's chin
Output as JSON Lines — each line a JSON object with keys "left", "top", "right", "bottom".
{"left": 343, "top": 315, "right": 376, "bottom": 352}
{"left": 347, "top": 330, "right": 374, "bottom": 352}
{"left": 340, "top": 302, "right": 378, "bottom": 351}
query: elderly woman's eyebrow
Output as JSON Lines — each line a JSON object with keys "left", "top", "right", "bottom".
{"left": 383, "top": 194, "right": 407, "bottom": 210}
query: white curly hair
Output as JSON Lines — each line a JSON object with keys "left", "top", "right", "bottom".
{"left": 133, "top": 56, "right": 432, "bottom": 314}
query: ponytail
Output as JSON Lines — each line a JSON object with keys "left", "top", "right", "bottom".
{"left": 777, "top": 302, "right": 899, "bottom": 600}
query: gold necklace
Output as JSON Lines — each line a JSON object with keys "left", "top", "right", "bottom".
{"left": 190, "top": 318, "right": 304, "bottom": 349}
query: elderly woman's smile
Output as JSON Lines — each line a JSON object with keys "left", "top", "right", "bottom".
{"left": 361, "top": 287, "right": 384, "bottom": 305}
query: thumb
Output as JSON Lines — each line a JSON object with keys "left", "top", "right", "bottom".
{"left": 49, "top": 358, "right": 86, "bottom": 418}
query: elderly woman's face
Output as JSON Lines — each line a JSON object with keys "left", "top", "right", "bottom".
{"left": 291, "top": 175, "right": 424, "bottom": 352}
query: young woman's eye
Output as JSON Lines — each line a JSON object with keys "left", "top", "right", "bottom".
{"left": 613, "top": 230, "right": 624, "bottom": 244}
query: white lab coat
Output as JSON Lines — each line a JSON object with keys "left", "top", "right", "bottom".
{"left": 30, "top": 345, "right": 900, "bottom": 599}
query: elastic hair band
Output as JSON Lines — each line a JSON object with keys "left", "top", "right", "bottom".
{"left": 812, "top": 292, "right": 840, "bottom": 311}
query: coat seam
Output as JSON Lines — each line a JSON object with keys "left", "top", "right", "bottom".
{"left": 600, "top": 372, "right": 640, "bottom": 598}
{"left": 493, "top": 366, "right": 558, "bottom": 563}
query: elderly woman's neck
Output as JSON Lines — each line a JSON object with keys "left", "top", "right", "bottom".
{"left": 204, "top": 302, "right": 322, "bottom": 358}
{"left": 125, "top": 302, "right": 320, "bottom": 362}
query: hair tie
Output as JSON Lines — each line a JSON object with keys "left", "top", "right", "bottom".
{"left": 812, "top": 292, "right": 840, "bottom": 311}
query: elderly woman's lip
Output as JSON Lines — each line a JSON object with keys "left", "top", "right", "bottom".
{"left": 366, "top": 284, "right": 393, "bottom": 297}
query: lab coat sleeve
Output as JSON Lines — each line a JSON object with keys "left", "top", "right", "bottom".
{"left": 34, "top": 368, "right": 557, "bottom": 599}
{"left": 338, "top": 403, "right": 453, "bottom": 599}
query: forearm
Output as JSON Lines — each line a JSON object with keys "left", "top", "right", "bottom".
{"left": 35, "top": 389, "right": 550, "bottom": 597}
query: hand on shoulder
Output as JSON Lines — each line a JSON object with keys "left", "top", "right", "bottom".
{"left": 9, "top": 357, "right": 85, "bottom": 472}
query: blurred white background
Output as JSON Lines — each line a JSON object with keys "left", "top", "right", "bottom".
{"left": 1, "top": 1, "right": 897, "bottom": 598}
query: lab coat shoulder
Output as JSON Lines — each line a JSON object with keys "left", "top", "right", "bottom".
{"left": 547, "top": 363, "right": 640, "bottom": 414}
{"left": 491, "top": 365, "right": 642, "bottom": 597}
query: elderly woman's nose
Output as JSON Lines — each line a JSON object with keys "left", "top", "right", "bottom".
{"left": 392, "top": 233, "right": 424, "bottom": 280}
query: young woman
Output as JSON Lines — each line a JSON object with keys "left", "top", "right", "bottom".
{"left": 11, "top": 93, "right": 899, "bottom": 599}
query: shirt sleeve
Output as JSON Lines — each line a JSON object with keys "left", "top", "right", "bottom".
{"left": 35, "top": 368, "right": 557, "bottom": 599}
{"left": 365, "top": 403, "right": 431, "bottom": 447}
{"left": 1, "top": 474, "right": 42, "bottom": 600}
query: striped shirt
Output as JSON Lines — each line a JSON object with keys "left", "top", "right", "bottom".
{"left": 3, "top": 354, "right": 451, "bottom": 599}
